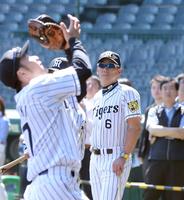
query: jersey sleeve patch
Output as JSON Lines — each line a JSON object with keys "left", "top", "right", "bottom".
{"left": 127, "top": 100, "right": 139, "bottom": 112}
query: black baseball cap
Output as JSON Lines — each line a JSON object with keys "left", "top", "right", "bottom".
{"left": 97, "top": 51, "right": 121, "bottom": 67}
{"left": 0, "top": 40, "right": 29, "bottom": 89}
{"left": 35, "top": 14, "right": 58, "bottom": 24}
{"left": 48, "top": 57, "right": 69, "bottom": 72}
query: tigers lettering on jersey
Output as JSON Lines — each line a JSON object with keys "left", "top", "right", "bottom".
{"left": 93, "top": 105, "right": 119, "bottom": 120}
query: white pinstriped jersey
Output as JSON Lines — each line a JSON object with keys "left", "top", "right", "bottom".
{"left": 15, "top": 67, "right": 85, "bottom": 181}
{"left": 91, "top": 84, "right": 141, "bottom": 149}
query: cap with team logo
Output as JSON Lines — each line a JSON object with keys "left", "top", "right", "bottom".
{"left": 48, "top": 57, "right": 69, "bottom": 73}
{"left": 0, "top": 40, "right": 29, "bottom": 89}
{"left": 97, "top": 51, "right": 121, "bottom": 67}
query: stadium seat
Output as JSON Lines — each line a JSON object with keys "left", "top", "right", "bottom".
{"left": 0, "top": 14, "right": 5, "bottom": 23}
{"left": 79, "top": 0, "right": 88, "bottom": 5}
{"left": 95, "top": 13, "right": 117, "bottom": 25}
{"left": 135, "top": 13, "right": 155, "bottom": 24}
{"left": 162, "top": 0, "right": 182, "bottom": 4}
{"left": 5, "top": 12, "right": 24, "bottom": 23}
{"left": 158, "top": 6, "right": 177, "bottom": 15}
{"left": 2, "top": 0, "right": 15, "bottom": 3}
{"left": 132, "top": 23, "right": 151, "bottom": 30}
{"left": 157, "top": 43, "right": 176, "bottom": 61}
{"left": 23, "top": 11, "right": 41, "bottom": 21}
{"left": 0, "top": 4, "right": 10, "bottom": 13}
{"left": 151, "top": 23, "right": 172, "bottom": 30}
{"left": 172, "top": 24, "right": 184, "bottom": 30}
{"left": 15, "top": 0, "right": 33, "bottom": 4}
{"left": 94, "top": 23, "right": 112, "bottom": 29}
{"left": 88, "top": 0, "right": 107, "bottom": 5}
{"left": 35, "top": 0, "right": 51, "bottom": 3}
{"left": 49, "top": 0, "right": 70, "bottom": 3}
{"left": 28, "top": 4, "right": 47, "bottom": 13}
{"left": 129, "top": 48, "right": 148, "bottom": 62}
{"left": 113, "top": 23, "right": 132, "bottom": 30}
{"left": 46, "top": 4, "right": 66, "bottom": 14}
{"left": 0, "top": 22, "right": 19, "bottom": 32}
{"left": 138, "top": 5, "right": 159, "bottom": 14}
{"left": 174, "top": 13, "right": 184, "bottom": 25}
{"left": 10, "top": 4, "right": 29, "bottom": 13}
{"left": 177, "top": 6, "right": 184, "bottom": 14}
{"left": 154, "top": 13, "right": 174, "bottom": 24}
{"left": 81, "top": 22, "right": 93, "bottom": 29}
{"left": 117, "top": 13, "right": 136, "bottom": 24}
{"left": 143, "top": 0, "right": 163, "bottom": 4}
{"left": 118, "top": 4, "right": 139, "bottom": 15}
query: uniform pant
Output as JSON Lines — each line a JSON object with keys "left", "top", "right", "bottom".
{"left": 0, "top": 182, "right": 7, "bottom": 200}
{"left": 90, "top": 147, "right": 132, "bottom": 200}
{"left": 24, "top": 166, "right": 88, "bottom": 200}
{"left": 144, "top": 160, "right": 184, "bottom": 200}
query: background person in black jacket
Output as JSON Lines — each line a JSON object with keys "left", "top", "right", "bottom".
{"left": 144, "top": 77, "right": 184, "bottom": 200}
{"left": 138, "top": 75, "right": 165, "bottom": 179}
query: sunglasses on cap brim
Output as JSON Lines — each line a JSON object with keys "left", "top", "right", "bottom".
{"left": 97, "top": 63, "right": 120, "bottom": 69}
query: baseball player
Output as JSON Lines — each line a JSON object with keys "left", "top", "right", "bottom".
{"left": 89, "top": 51, "right": 142, "bottom": 200}
{"left": 0, "top": 182, "right": 7, "bottom": 200}
{"left": 0, "top": 14, "right": 91, "bottom": 200}
{"left": 48, "top": 57, "right": 88, "bottom": 162}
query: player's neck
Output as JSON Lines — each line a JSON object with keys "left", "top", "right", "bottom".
{"left": 102, "top": 81, "right": 118, "bottom": 95}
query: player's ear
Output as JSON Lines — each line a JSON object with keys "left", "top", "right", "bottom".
{"left": 96, "top": 68, "right": 100, "bottom": 76}
{"left": 117, "top": 68, "right": 122, "bottom": 74}
{"left": 17, "top": 67, "right": 29, "bottom": 85}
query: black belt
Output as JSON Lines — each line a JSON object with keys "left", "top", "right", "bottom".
{"left": 38, "top": 169, "right": 75, "bottom": 177}
{"left": 92, "top": 148, "right": 113, "bottom": 155}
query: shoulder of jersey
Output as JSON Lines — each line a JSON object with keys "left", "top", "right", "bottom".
{"left": 93, "top": 90, "right": 102, "bottom": 101}
{"left": 119, "top": 84, "right": 139, "bottom": 94}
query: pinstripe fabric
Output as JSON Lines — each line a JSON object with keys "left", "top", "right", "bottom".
{"left": 90, "top": 148, "right": 132, "bottom": 200}
{"left": 91, "top": 84, "right": 141, "bottom": 149}
{"left": 15, "top": 67, "right": 87, "bottom": 200}
{"left": 24, "top": 166, "right": 83, "bottom": 200}
{"left": 90, "top": 84, "right": 141, "bottom": 200}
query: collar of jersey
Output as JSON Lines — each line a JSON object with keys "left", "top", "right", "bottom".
{"left": 102, "top": 81, "right": 118, "bottom": 95}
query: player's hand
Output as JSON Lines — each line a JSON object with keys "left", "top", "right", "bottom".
{"left": 60, "top": 14, "right": 80, "bottom": 49}
{"left": 112, "top": 157, "right": 126, "bottom": 176}
{"left": 149, "top": 133, "right": 156, "bottom": 144}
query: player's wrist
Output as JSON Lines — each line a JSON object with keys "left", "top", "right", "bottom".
{"left": 120, "top": 152, "right": 130, "bottom": 160}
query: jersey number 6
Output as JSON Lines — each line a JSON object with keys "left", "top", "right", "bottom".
{"left": 105, "top": 119, "right": 112, "bottom": 129}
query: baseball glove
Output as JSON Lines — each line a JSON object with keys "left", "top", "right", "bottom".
{"left": 28, "top": 18, "right": 67, "bottom": 50}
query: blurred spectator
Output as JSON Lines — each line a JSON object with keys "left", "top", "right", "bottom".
{"left": 80, "top": 75, "right": 101, "bottom": 200}
{"left": 176, "top": 73, "right": 184, "bottom": 104}
{"left": 144, "top": 77, "right": 184, "bottom": 200}
{"left": 138, "top": 74, "right": 165, "bottom": 179}
{"left": 0, "top": 96, "right": 10, "bottom": 166}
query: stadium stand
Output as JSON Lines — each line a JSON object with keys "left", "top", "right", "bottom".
{"left": 1, "top": 2, "right": 184, "bottom": 199}
{"left": 0, "top": 0, "right": 184, "bottom": 112}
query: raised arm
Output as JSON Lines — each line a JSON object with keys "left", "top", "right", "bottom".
{"left": 61, "top": 14, "right": 92, "bottom": 102}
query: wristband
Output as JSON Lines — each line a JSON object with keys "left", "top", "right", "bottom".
{"left": 120, "top": 152, "right": 130, "bottom": 160}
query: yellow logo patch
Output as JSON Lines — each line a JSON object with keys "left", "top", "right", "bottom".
{"left": 127, "top": 100, "right": 139, "bottom": 112}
